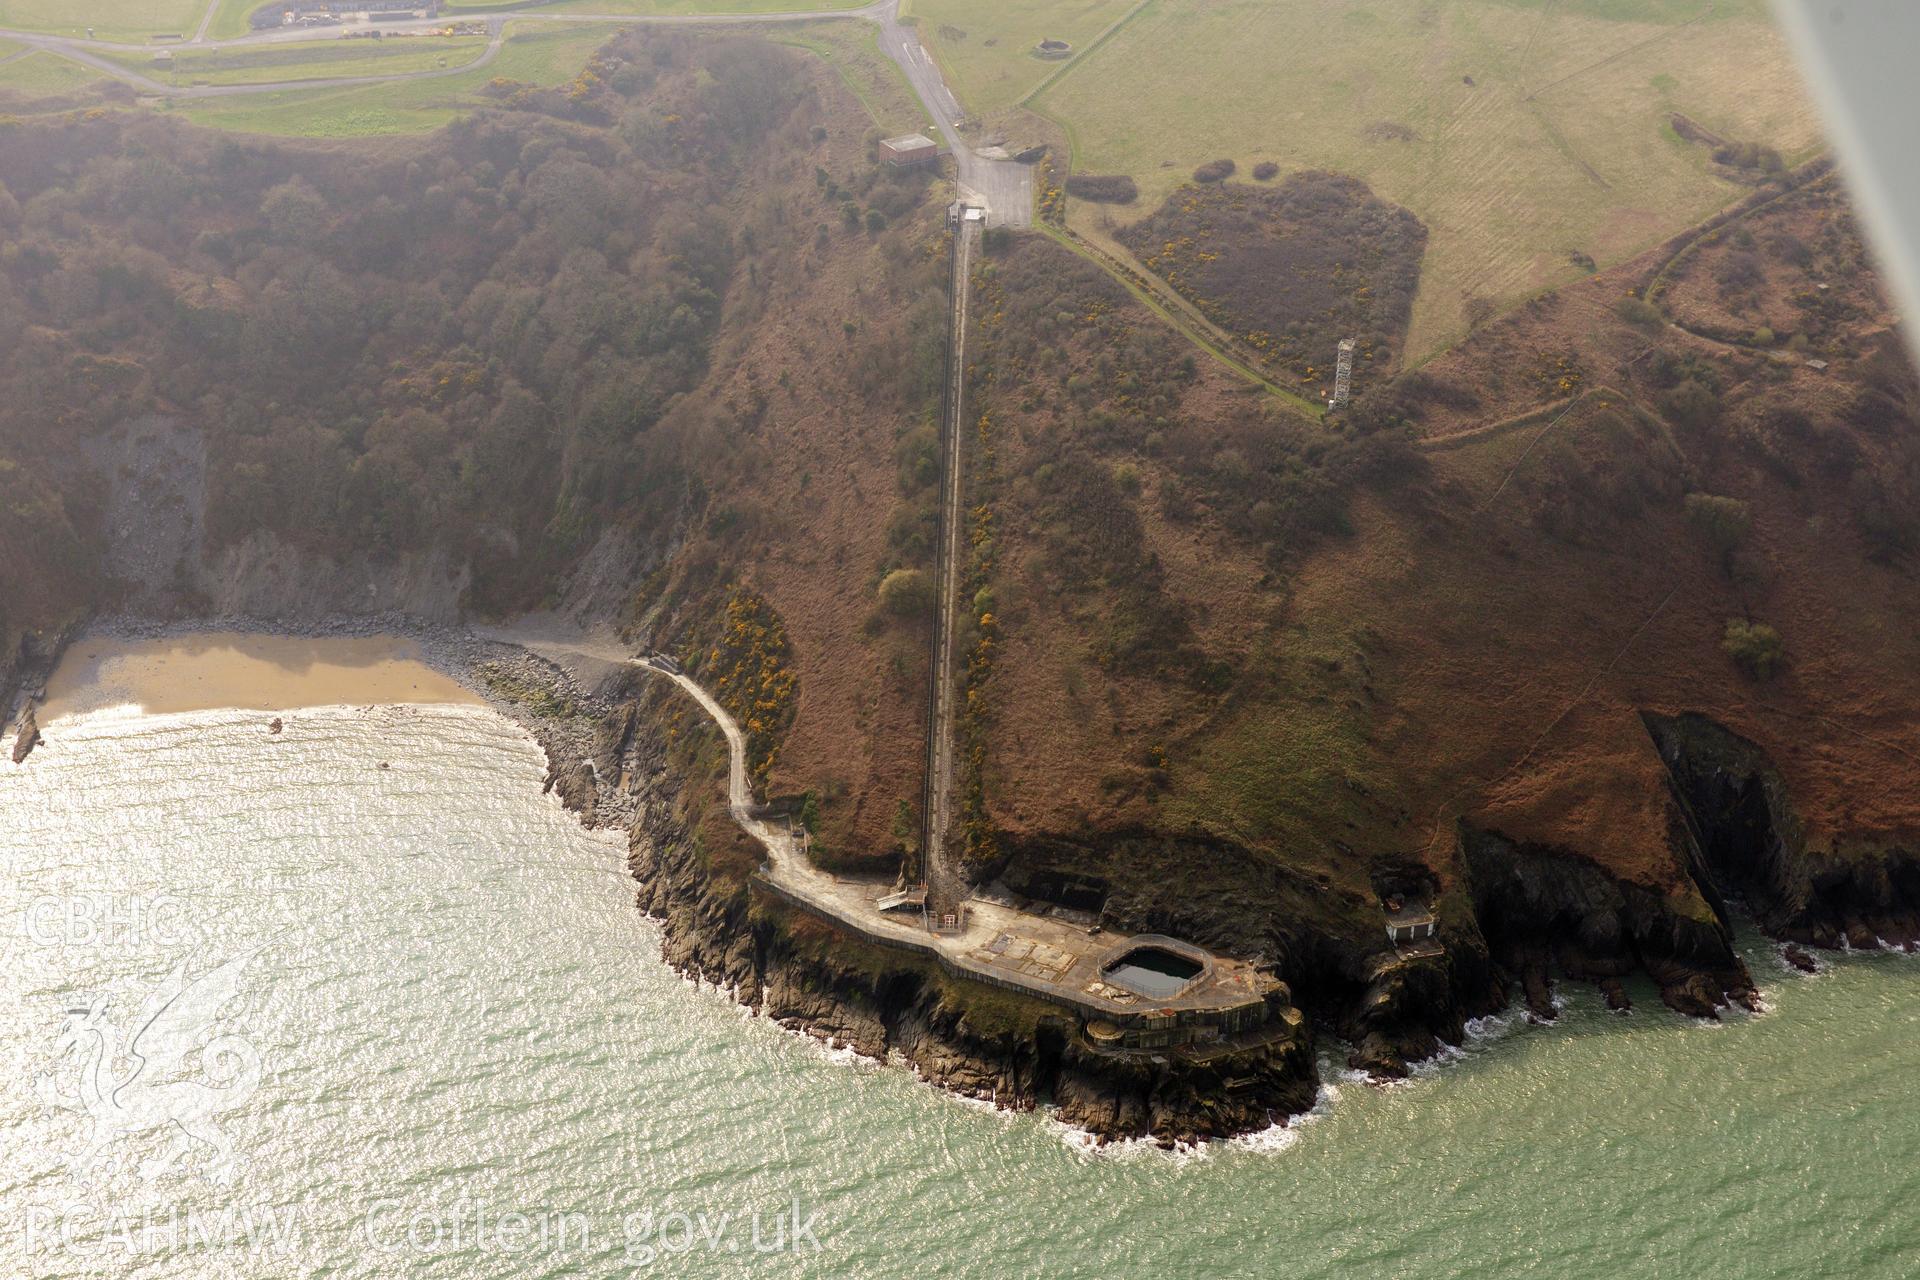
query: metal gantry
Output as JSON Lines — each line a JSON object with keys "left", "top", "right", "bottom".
{"left": 1332, "top": 338, "right": 1356, "bottom": 409}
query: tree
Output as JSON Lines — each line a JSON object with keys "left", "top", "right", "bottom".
{"left": 1660, "top": 379, "right": 1720, "bottom": 429}
{"left": 1714, "top": 249, "right": 1764, "bottom": 297}
{"left": 1684, "top": 492, "right": 1751, "bottom": 562}
{"left": 259, "top": 176, "right": 328, "bottom": 243}
{"left": 877, "top": 567, "right": 934, "bottom": 617}
{"left": 1723, "top": 618, "right": 1783, "bottom": 679}
{"left": 1616, "top": 296, "right": 1663, "bottom": 332}
{"left": 525, "top": 155, "right": 618, "bottom": 249}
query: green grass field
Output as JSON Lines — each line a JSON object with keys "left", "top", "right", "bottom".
{"left": 1, "top": 10, "right": 904, "bottom": 140}
{"left": 900, "top": 0, "right": 1136, "bottom": 116}
{"left": 0, "top": 0, "right": 207, "bottom": 42}
{"left": 100, "top": 34, "right": 490, "bottom": 85}
{"left": 172, "top": 20, "right": 608, "bottom": 136}
{"left": 0, "top": 48, "right": 112, "bottom": 94}
{"left": 1028, "top": 0, "right": 1823, "bottom": 362}
{"left": 206, "top": 0, "right": 270, "bottom": 40}
{"left": 450, "top": 0, "right": 867, "bottom": 13}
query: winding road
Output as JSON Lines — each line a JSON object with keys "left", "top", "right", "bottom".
{"left": 0, "top": 1, "right": 1031, "bottom": 223}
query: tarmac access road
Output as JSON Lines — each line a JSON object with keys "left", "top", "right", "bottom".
{"left": 873, "top": 6, "right": 1031, "bottom": 226}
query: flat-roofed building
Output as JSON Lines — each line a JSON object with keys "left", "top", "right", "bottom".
{"left": 879, "top": 133, "right": 939, "bottom": 167}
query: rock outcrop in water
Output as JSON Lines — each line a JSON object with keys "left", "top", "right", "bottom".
{"left": 1460, "top": 822, "right": 1760, "bottom": 1021}
{"left": 11, "top": 705, "right": 38, "bottom": 764}
{"left": 0, "top": 624, "right": 73, "bottom": 759}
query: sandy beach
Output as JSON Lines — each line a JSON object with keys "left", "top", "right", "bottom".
{"left": 39, "top": 631, "right": 483, "bottom": 719}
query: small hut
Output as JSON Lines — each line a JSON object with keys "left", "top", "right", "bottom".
{"left": 879, "top": 133, "right": 939, "bottom": 167}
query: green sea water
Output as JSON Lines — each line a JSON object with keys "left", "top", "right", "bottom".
{"left": 2, "top": 702, "right": 1916, "bottom": 1277}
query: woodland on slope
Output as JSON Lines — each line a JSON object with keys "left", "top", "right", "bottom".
{"left": 0, "top": 30, "right": 952, "bottom": 860}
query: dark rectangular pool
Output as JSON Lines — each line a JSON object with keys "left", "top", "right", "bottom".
{"left": 1103, "top": 945, "right": 1203, "bottom": 999}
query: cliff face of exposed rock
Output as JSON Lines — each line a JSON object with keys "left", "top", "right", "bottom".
{"left": 191, "top": 533, "right": 470, "bottom": 625}
{"left": 620, "top": 722, "right": 1858, "bottom": 1132}
{"left": 1339, "top": 944, "right": 1490, "bottom": 1077}
{"left": 1, "top": 621, "right": 81, "bottom": 764}
{"left": 1646, "top": 711, "right": 1920, "bottom": 950}
{"left": 1460, "top": 822, "right": 1758, "bottom": 1020}
{"left": 598, "top": 684, "right": 1902, "bottom": 1135}
{"left": 10, "top": 705, "right": 38, "bottom": 764}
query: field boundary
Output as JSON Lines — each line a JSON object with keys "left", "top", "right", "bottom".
{"left": 1522, "top": 5, "right": 1716, "bottom": 103}
{"left": 1474, "top": 389, "right": 1598, "bottom": 510}
{"left": 1643, "top": 158, "right": 1834, "bottom": 307}
{"left": 1014, "top": 0, "right": 1150, "bottom": 111}
{"left": 899, "top": 0, "right": 1149, "bottom": 125}
{"left": 97, "top": 36, "right": 495, "bottom": 89}
{"left": 1419, "top": 387, "right": 1600, "bottom": 453}
{"left": 444, "top": 0, "right": 868, "bottom": 13}
{"left": 1035, "top": 222, "right": 1322, "bottom": 415}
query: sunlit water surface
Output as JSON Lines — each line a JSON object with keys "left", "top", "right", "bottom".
{"left": 3, "top": 703, "right": 1917, "bottom": 1277}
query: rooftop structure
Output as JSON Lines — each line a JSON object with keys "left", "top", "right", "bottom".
{"left": 250, "top": 0, "right": 440, "bottom": 27}
{"left": 876, "top": 884, "right": 927, "bottom": 913}
{"left": 1383, "top": 896, "right": 1443, "bottom": 958}
{"left": 880, "top": 133, "right": 939, "bottom": 167}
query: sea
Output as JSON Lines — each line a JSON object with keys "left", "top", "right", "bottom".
{"left": 3, "top": 693, "right": 1916, "bottom": 1278}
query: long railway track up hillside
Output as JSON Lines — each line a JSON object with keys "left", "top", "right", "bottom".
{"left": 919, "top": 208, "right": 980, "bottom": 917}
